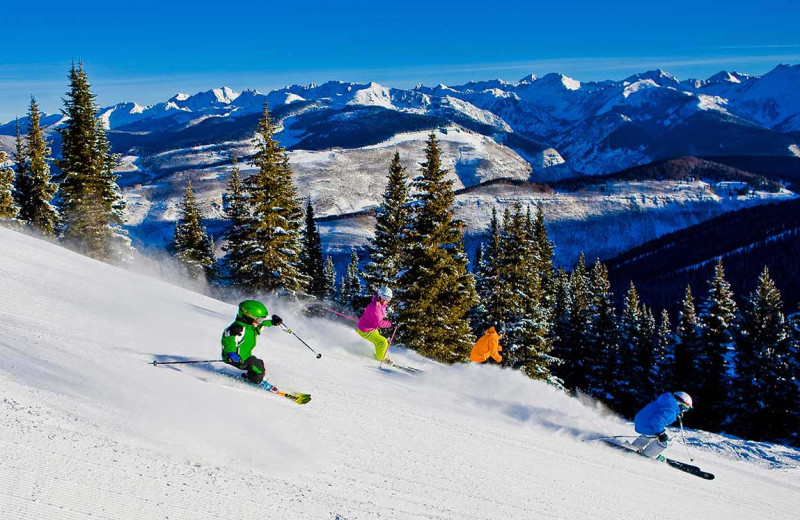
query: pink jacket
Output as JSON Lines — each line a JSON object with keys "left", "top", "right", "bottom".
{"left": 357, "top": 296, "right": 392, "bottom": 332}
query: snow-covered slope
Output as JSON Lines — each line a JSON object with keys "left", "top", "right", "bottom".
{"left": 1, "top": 227, "right": 799, "bottom": 519}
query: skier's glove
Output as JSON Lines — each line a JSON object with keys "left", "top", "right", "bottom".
{"left": 658, "top": 432, "right": 670, "bottom": 443}
{"left": 225, "top": 352, "right": 242, "bottom": 365}
{"left": 271, "top": 314, "right": 283, "bottom": 327}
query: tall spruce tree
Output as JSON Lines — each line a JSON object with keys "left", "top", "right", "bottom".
{"left": 220, "top": 159, "right": 252, "bottom": 286}
{"left": 12, "top": 120, "right": 26, "bottom": 216}
{"left": 57, "top": 63, "right": 129, "bottom": 261}
{"left": 655, "top": 309, "right": 675, "bottom": 392}
{"left": 674, "top": 285, "right": 703, "bottom": 403}
{"left": 323, "top": 256, "right": 337, "bottom": 301}
{"left": 240, "top": 103, "right": 308, "bottom": 293}
{"left": 585, "top": 260, "right": 618, "bottom": 399}
{"left": 472, "top": 206, "right": 503, "bottom": 332}
{"left": 496, "top": 203, "right": 552, "bottom": 379}
{"left": 16, "top": 97, "right": 58, "bottom": 235}
{"left": 363, "top": 151, "right": 411, "bottom": 297}
{"left": 171, "top": 181, "right": 216, "bottom": 281}
{"left": 563, "top": 253, "right": 592, "bottom": 390}
{"left": 0, "top": 152, "right": 18, "bottom": 221}
{"left": 395, "top": 133, "right": 477, "bottom": 363}
{"left": 340, "top": 250, "right": 364, "bottom": 310}
{"left": 697, "top": 259, "right": 737, "bottom": 429}
{"left": 615, "top": 282, "right": 644, "bottom": 415}
{"left": 532, "top": 205, "right": 556, "bottom": 308}
{"left": 780, "top": 311, "right": 800, "bottom": 446}
{"left": 300, "top": 198, "right": 327, "bottom": 298}
{"left": 637, "top": 305, "right": 658, "bottom": 402}
{"left": 731, "top": 267, "right": 788, "bottom": 440}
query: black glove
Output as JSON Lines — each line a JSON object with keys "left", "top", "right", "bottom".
{"left": 658, "top": 431, "right": 670, "bottom": 443}
{"left": 271, "top": 314, "right": 283, "bottom": 327}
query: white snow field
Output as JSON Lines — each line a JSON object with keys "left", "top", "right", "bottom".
{"left": 1, "top": 226, "right": 799, "bottom": 520}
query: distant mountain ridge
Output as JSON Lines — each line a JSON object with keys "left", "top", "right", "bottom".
{"left": 2, "top": 64, "right": 799, "bottom": 177}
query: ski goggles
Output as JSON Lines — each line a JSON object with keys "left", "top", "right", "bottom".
{"left": 678, "top": 403, "right": 691, "bottom": 413}
{"left": 255, "top": 316, "right": 268, "bottom": 324}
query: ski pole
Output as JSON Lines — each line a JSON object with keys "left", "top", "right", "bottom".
{"left": 678, "top": 417, "right": 694, "bottom": 462}
{"left": 323, "top": 307, "right": 358, "bottom": 322}
{"left": 281, "top": 323, "right": 322, "bottom": 359}
{"left": 151, "top": 359, "right": 225, "bottom": 366}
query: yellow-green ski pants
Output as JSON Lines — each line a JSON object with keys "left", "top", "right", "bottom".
{"left": 357, "top": 328, "right": 389, "bottom": 361}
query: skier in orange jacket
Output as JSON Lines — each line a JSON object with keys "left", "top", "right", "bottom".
{"left": 470, "top": 326, "right": 503, "bottom": 363}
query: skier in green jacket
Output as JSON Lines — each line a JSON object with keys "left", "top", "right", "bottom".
{"left": 221, "top": 300, "right": 283, "bottom": 384}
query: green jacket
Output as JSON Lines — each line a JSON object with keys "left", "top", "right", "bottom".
{"left": 220, "top": 316, "right": 276, "bottom": 361}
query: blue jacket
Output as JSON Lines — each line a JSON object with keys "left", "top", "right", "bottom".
{"left": 634, "top": 393, "right": 681, "bottom": 435}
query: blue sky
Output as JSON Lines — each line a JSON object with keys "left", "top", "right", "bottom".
{"left": 1, "top": 0, "right": 799, "bottom": 121}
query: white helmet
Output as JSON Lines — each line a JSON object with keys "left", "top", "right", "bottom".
{"left": 377, "top": 287, "right": 393, "bottom": 301}
{"left": 674, "top": 391, "right": 693, "bottom": 409}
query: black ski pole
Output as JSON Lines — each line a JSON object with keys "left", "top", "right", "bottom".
{"left": 151, "top": 359, "right": 225, "bottom": 366}
{"left": 281, "top": 323, "right": 322, "bottom": 359}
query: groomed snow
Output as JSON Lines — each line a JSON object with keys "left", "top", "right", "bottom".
{"left": 0, "top": 227, "right": 799, "bottom": 519}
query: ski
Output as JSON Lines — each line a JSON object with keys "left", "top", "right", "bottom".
{"left": 597, "top": 439, "right": 715, "bottom": 480}
{"left": 381, "top": 359, "right": 423, "bottom": 374}
{"left": 214, "top": 372, "right": 312, "bottom": 405}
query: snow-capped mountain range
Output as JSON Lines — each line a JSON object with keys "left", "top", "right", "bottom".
{"left": 1, "top": 65, "right": 798, "bottom": 264}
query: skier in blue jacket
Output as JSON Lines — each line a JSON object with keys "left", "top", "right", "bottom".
{"left": 631, "top": 391, "right": 693, "bottom": 460}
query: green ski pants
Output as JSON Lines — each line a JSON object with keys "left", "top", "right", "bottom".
{"left": 357, "top": 328, "right": 389, "bottom": 361}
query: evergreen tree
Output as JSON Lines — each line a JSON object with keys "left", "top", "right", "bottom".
{"left": 323, "top": 256, "right": 337, "bottom": 301}
{"left": 731, "top": 267, "right": 788, "bottom": 440}
{"left": 12, "top": 119, "right": 25, "bottom": 212}
{"left": 532, "top": 205, "right": 556, "bottom": 308}
{"left": 0, "top": 152, "right": 18, "bottom": 221}
{"left": 16, "top": 97, "right": 58, "bottom": 234}
{"left": 57, "top": 63, "right": 130, "bottom": 261}
{"left": 395, "top": 133, "right": 477, "bottom": 363}
{"left": 363, "top": 151, "right": 411, "bottom": 296}
{"left": 497, "top": 203, "right": 552, "bottom": 379}
{"left": 585, "top": 260, "right": 618, "bottom": 399}
{"left": 780, "top": 311, "right": 800, "bottom": 446}
{"left": 220, "top": 159, "right": 252, "bottom": 286}
{"left": 300, "top": 198, "right": 327, "bottom": 298}
{"left": 674, "top": 285, "right": 703, "bottom": 401}
{"left": 171, "top": 181, "right": 216, "bottom": 280}
{"left": 563, "top": 253, "right": 592, "bottom": 390}
{"left": 472, "top": 206, "right": 503, "bottom": 332}
{"left": 340, "top": 250, "right": 364, "bottom": 310}
{"left": 550, "top": 268, "right": 573, "bottom": 382}
{"left": 239, "top": 103, "right": 308, "bottom": 293}
{"left": 655, "top": 309, "right": 675, "bottom": 392}
{"left": 697, "top": 259, "right": 737, "bottom": 429}
{"left": 615, "top": 282, "right": 644, "bottom": 415}
{"left": 637, "top": 304, "right": 658, "bottom": 402}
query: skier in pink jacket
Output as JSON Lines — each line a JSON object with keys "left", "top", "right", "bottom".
{"left": 357, "top": 287, "right": 393, "bottom": 361}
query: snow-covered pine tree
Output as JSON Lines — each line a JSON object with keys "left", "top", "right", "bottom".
{"left": 220, "top": 159, "right": 252, "bottom": 286}
{"left": 496, "top": 203, "right": 552, "bottom": 379}
{"left": 241, "top": 103, "right": 308, "bottom": 294}
{"left": 563, "top": 253, "right": 592, "bottom": 390}
{"left": 674, "top": 285, "right": 703, "bottom": 401}
{"left": 57, "top": 63, "right": 130, "bottom": 262}
{"left": 532, "top": 205, "right": 556, "bottom": 309}
{"left": 340, "top": 250, "right": 364, "bottom": 311}
{"left": 0, "top": 152, "right": 18, "bottom": 221}
{"left": 780, "top": 310, "right": 800, "bottom": 446}
{"left": 697, "top": 259, "right": 737, "bottom": 429}
{"left": 395, "top": 133, "right": 477, "bottom": 363}
{"left": 636, "top": 304, "right": 657, "bottom": 402}
{"left": 731, "top": 267, "right": 788, "bottom": 440}
{"left": 472, "top": 206, "right": 503, "bottom": 333}
{"left": 323, "top": 255, "right": 337, "bottom": 301}
{"left": 550, "top": 268, "right": 572, "bottom": 382}
{"left": 585, "top": 260, "right": 618, "bottom": 399}
{"left": 300, "top": 198, "right": 326, "bottom": 299}
{"left": 16, "top": 97, "right": 58, "bottom": 235}
{"left": 363, "top": 151, "right": 411, "bottom": 298}
{"left": 614, "top": 281, "right": 644, "bottom": 415}
{"left": 171, "top": 181, "right": 216, "bottom": 281}
{"left": 654, "top": 309, "right": 675, "bottom": 392}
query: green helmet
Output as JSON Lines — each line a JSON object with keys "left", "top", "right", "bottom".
{"left": 238, "top": 300, "right": 268, "bottom": 321}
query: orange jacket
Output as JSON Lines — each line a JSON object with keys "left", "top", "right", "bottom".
{"left": 470, "top": 327, "right": 503, "bottom": 363}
